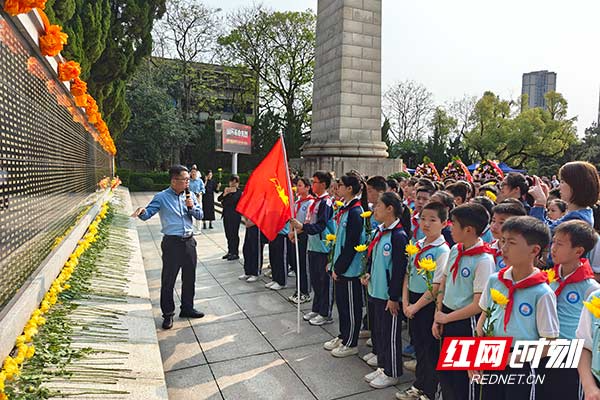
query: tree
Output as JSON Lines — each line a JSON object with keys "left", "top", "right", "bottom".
{"left": 425, "top": 107, "right": 457, "bottom": 167}
{"left": 152, "top": 0, "right": 221, "bottom": 118}
{"left": 218, "top": 6, "right": 316, "bottom": 158}
{"left": 447, "top": 95, "right": 477, "bottom": 137}
{"left": 117, "top": 60, "right": 191, "bottom": 169}
{"left": 464, "top": 91, "right": 577, "bottom": 171}
{"left": 382, "top": 80, "right": 434, "bottom": 142}
{"left": 47, "top": 0, "right": 167, "bottom": 140}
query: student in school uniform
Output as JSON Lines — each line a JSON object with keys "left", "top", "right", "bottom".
{"left": 476, "top": 216, "right": 559, "bottom": 400}
{"left": 488, "top": 200, "right": 527, "bottom": 271}
{"left": 322, "top": 173, "right": 367, "bottom": 357}
{"left": 265, "top": 223, "right": 290, "bottom": 290}
{"left": 361, "top": 176, "right": 389, "bottom": 343}
{"left": 290, "top": 171, "right": 335, "bottom": 326}
{"left": 537, "top": 220, "right": 599, "bottom": 399}
{"left": 432, "top": 203, "right": 496, "bottom": 400}
{"left": 287, "top": 177, "right": 314, "bottom": 304}
{"left": 361, "top": 192, "right": 409, "bottom": 389}
{"left": 471, "top": 196, "right": 495, "bottom": 244}
{"left": 431, "top": 190, "right": 456, "bottom": 248}
{"left": 411, "top": 185, "right": 435, "bottom": 242}
{"left": 239, "top": 217, "right": 267, "bottom": 282}
{"left": 397, "top": 201, "right": 450, "bottom": 400}
{"left": 576, "top": 287, "right": 600, "bottom": 399}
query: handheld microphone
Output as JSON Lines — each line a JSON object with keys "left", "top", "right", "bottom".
{"left": 185, "top": 188, "right": 192, "bottom": 211}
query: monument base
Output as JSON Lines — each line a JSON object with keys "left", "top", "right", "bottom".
{"left": 290, "top": 157, "right": 403, "bottom": 179}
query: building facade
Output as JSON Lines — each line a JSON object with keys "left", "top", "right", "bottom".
{"left": 521, "top": 70, "right": 557, "bottom": 109}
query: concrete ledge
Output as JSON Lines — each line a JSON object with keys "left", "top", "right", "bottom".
{"left": 0, "top": 190, "right": 110, "bottom": 362}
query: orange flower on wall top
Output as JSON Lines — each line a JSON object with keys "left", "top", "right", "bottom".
{"left": 39, "top": 24, "right": 67, "bottom": 56}
{"left": 57, "top": 61, "right": 80, "bottom": 81}
{"left": 3, "top": 0, "right": 47, "bottom": 16}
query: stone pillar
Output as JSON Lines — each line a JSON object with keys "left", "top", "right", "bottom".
{"left": 293, "top": 0, "right": 402, "bottom": 178}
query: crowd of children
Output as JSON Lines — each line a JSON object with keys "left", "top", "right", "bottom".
{"left": 238, "top": 160, "right": 600, "bottom": 400}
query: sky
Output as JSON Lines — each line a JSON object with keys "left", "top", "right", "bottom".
{"left": 205, "top": 0, "right": 600, "bottom": 135}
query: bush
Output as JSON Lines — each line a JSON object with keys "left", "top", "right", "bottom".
{"left": 388, "top": 171, "right": 411, "bottom": 180}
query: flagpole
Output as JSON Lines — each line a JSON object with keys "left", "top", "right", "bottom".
{"left": 279, "top": 132, "right": 302, "bottom": 334}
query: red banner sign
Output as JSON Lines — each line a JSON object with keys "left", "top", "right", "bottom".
{"left": 215, "top": 120, "right": 252, "bottom": 154}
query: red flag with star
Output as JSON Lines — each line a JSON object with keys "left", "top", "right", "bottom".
{"left": 236, "top": 137, "right": 293, "bottom": 241}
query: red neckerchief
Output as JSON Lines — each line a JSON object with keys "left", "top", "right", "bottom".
{"left": 414, "top": 239, "right": 446, "bottom": 269}
{"left": 367, "top": 223, "right": 403, "bottom": 260}
{"left": 308, "top": 193, "right": 329, "bottom": 215}
{"left": 335, "top": 199, "right": 361, "bottom": 225}
{"left": 490, "top": 240, "right": 502, "bottom": 260}
{"left": 497, "top": 266, "right": 548, "bottom": 331}
{"left": 295, "top": 195, "right": 314, "bottom": 214}
{"left": 552, "top": 258, "right": 595, "bottom": 297}
{"left": 411, "top": 214, "right": 420, "bottom": 240}
{"left": 449, "top": 242, "right": 495, "bottom": 282}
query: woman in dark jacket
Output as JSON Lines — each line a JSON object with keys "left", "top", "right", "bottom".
{"left": 217, "top": 175, "right": 242, "bottom": 260}
{"left": 202, "top": 170, "right": 219, "bottom": 229}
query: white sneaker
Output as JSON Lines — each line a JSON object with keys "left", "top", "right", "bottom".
{"left": 403, "top": 359, "right": 417, "bottom": 372}
{"left": 331, "top": 345, "right": 358, "bottom": 358}
{"left": 288, "top": 292, "right": 299, "bottom": 303}
{"left": 246, "top": 276, "right": 259, "bottom": 282}
{"left": 366, "top": 338, "right": 373, "bottom": 347}
{"left": 298, "top": 294, "right": 311, "bottom": 303}
{"left": 323, "top": 337, "right": 343, "bottom": 351}
{"left": 364, "top": 368, "right": 383, "bottom": 383}
{"left": 309, "top": 315, "right": 333, "bottom": 326}
{"left": 370, "top": 373, "right": 398, "bottom": 389}
{"left": 396, "top": 386, "right": 424, "bottom": 400}
{"left": 238, "top": 274, "right": 250, "bottom": 280}
{"left": 367, "top": 355, "right": 378, "bottom": 367}
{"left": 265, "top": 281, "right": 276, "bottom": 288}
{"left": 269, "top": 282, "right": 285, "bottom": 290}
{"left": 362, "top": 352, "right": 376, "bottom": 362}
{"left": 303, "top": 311, "right": 318, "bottom": 321}
{"left": 287, "top": 270, "right": 295, "bottom": 277}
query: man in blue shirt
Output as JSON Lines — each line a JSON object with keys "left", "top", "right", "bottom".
{"left": 132, "top": 165, "right": 204, "bottom": 329}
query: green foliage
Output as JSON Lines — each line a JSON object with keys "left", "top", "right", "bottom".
{"left": 218, "top": 7, "right": 316, "bottom": 158}
{"left": 47, "top": 0, "right": 167, "bottom": 140}
{"left": 425, "top": 107, "right": 457, "bottom": 167}
{"left": 464, "top": 91, "right": 577, "bottom": 171}
{"left": 117, "top": 60, "right": 191, "bottom": 169}
{"left": 388, "top": 171, "right": 411, "bottom": 180}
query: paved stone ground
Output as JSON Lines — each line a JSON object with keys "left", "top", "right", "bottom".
{"left": 131, "top": 192, "right": 414, "bottom": 400}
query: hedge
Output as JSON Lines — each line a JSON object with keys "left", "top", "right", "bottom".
{"left": 117, "top": 169, "right": 250, "bottom": 192}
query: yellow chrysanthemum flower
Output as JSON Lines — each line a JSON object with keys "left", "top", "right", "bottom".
{"left": 360, "top": 211, "right": 373, "bottom": 218}
{"left": 583, "top": 296, "right": 600, "bottom": 318}
{"left": 354, "top": 244, "right": 368, "bottom": 252}
{"left": 490, "top": 288, "right": 509, "bottom": 306}
{"left": 405, "top": 242, "right": 419, "bottom": 257}
{"left": 3, "top": 356, "right": 19, "bottom": 379}
{"left": 417, "top": 258, "right": 437, "bottom": 272}
{"left": 546, "top": 269, "right": 557, "bottom": 284}
{"left": 326, "top": 234, "right": 336, "bottom": 242}
{"left": 25, "top": 345, "right": 35, "bottom": 359}
{"left": 484, "top": 190, "right": 497, "bottom": 202}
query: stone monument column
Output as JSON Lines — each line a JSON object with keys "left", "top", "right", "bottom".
{"left": 293, "top": 0, "right": 402, "bottom": 177}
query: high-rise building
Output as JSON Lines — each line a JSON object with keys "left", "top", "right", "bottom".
{"left": 521, "top": 70, "right": 557, "bottom": 109}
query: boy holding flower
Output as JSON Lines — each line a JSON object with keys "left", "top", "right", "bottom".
{"left": 476, "top": 216, "right": 559, "bottom": 399}
{"left": 397, "top": 201, "right": 450, "bottom": 400}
